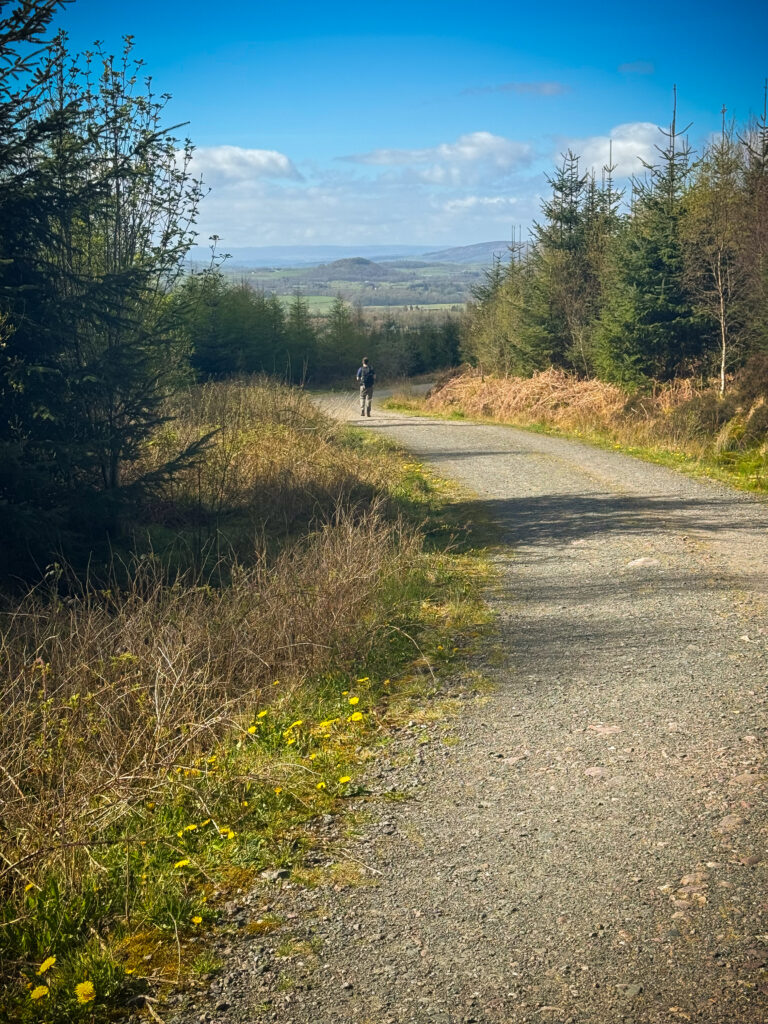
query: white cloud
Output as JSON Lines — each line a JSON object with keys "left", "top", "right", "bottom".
{"left": 187, "top": 145, "right": 302, "bottom": 185}
{"left": 444, "top": 195, "right": 520, "bottom": 212}
{"left": 342, "top": 131, "right": 533, "bottom": 186}
{"left": 560, "top": 122, "right": 661, "bottom": 178}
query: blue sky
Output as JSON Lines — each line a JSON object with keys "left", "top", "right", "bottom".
{"left": 56, "top": 0, "right": 767, "bottom": 248}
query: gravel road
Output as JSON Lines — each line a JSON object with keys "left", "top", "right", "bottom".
{"left": 173, "top": 396, "right": 768, "bottom": 1024}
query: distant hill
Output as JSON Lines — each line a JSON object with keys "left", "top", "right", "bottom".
{"left": 418, "top": 241, "right": 512, "bottom": 265}
{"left": 186, "top": 241, "right": 512, "bottom": 269}
{"left": 308, "top": 257, "right": 407, "bottom": 283}
{"left": 188, "top": 244, "right": 429, "bottom": 268}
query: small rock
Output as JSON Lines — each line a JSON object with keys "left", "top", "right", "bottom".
{"left": 616, "top": 983, "right": 643, "bottom": 997}
{"left": 717, "top": 814, "right": 745, "bottom": 833}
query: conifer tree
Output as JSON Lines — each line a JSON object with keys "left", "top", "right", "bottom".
{"left": 596, "top": 91, "right": 705, "bottom": 384}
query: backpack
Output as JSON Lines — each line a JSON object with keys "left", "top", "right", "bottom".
{"left": 360, "top": 365, "right": 375, "bottom": 388}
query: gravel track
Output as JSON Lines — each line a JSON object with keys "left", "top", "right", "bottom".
{"left": 173, "top": 396, "right": 768, "bottom": 1024}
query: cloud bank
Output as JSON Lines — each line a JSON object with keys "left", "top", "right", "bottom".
{"left": 560, "top": 122, "right": 661, "bottom": 177}
{"left": 190, "top": 123, "right": 664, "bottom": 247}
{"left": 188, "top": 145, "right": 303, "bottom": 185}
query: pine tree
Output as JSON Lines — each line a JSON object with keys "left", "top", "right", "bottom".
{"left": 596, "top": 90, "right": 706, "bottom": 384}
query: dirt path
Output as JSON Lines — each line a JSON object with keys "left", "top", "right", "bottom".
{"left": 176, "top": 399, "right": 768, "bottom": 1024}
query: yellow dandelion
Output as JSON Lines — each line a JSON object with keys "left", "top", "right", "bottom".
{"left": 24, "top": 882, "right": 35, "bottom": 892}
{"left": 30, "top": 985, "right": 49, "bottom": 1000}
{"left": 308, "top": 753, "right": 317, "bottom": 760}
{"left": 248, "top": 725, "right": 257, "bottom": 734}
{"left": 124, "top": 968, "right": 135, "bottom": 975}
{"left": 319, "top": 718, "right": 339, "bottom": 729}
{"left": 383, "top": 679, "right": 390, "bottom": 684}
{"left": 272, "top": 679, "right": 280, "bottom": 685}
{"left": 75, "top": 980, "right": 95, "bottom": 1004}
{"left": 200, "top": 819, "right": 211, "bottom": 827}
{"left": 146, "top": 802, "right": 155, "bottom": 810}
{"left": 173, "top": 858, "right": 190, "bottom": 869}
{"left": 207, "top": 755, "right": 217, "bottom": 764}
{"left": 348, "top": 711, "right": 363, "bottom": 722}
{"left": 184, "top": 823, "right": 198, "bottom": 832}
{"left": 316, "top": 782, "right": 326, "bottom": 790}
{"left": 338, "top": 776, "right": 352, "bottom": 784}
{"left": 342, "top": 690, "right": 349, "bottom": 696}
{"left": 274, "top": 787, "right": 282, "bottom": 794}
{"left": 437, "top": 645, "right": 443, "bottom": 651}
{"left": 257, "top": 709, "right": 268, "bottom": 718}
{"left": 176, "top": 830, "right": 183, "bottom": 838}
{"left": 192, "top": 916, "right": 203, "bottom": 925}
{"left": 285, "top": 737, "right": 296, "bottom": 746}
{"left": 348, "top": 696, "right": 360, "bottom": 706}
{"left": 37, "top": 956, "right": 56, "bottom": 975}
{"left": 356, "top": 677, "right": 370, "bottom": 683}
{"left": 242, "top": 800, "right": 248, "bottom": 807}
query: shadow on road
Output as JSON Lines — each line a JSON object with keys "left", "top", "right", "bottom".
{"left": 447, "top": 492, "right": 768, "bottom": 548}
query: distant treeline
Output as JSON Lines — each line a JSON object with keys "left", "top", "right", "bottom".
{"left": 463, "top": 94, "right": 768, "bottom": 395}
{"left": 176, "top": 274, "right": 460, "bottom": 381}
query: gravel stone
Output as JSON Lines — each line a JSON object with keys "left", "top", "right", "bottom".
{"left": 170, "top": 397, "right": 768, "bottom": 1023}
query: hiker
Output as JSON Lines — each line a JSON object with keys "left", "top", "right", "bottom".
{"left": 356, "top": 357, "right": 375, "bottom": 417}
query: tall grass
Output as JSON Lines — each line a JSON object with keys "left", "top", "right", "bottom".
{"left": 0, "top": 377, "right": 479, "bottom": 1021}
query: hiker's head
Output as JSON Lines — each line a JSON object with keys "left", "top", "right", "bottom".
{"left": 362, "top": 357, "right": 369, "bottom": 366}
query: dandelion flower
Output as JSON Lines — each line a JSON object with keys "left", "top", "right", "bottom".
{"left": 200, "top": 819, "right": 211, "bottom": 827}
{"left": 342, "top": 690, "right": 349, "bottom": 696}
{"left": 248, "top": 725, "right": 257, "bottom": 734}
{"left": 272, "top": 679, "right": 280, "bottom": 685}
{"left": 348, "top": 696, "right": 359, "bottom": 706}
{"left": 146, "top": 802, "right": 155, "bottom": 810}
{"left": 257, "top": 709, "right": 268, "bottom": 718}
{"left": 338, "top": 776, "right": 351, "bottom": 784}
{"left": 184, "top": 823, "right": 198, "bottom": 832}
{"left": 348, "top": 711, "right": 363, "bottom": 722}
{"left": 173, "top": 858, "right": 190, "bottom": 869}
{"left": 192, "top": 916, "right": 203, "bottom": 925}
{"left": 124, "top": 968, "right": 135, "bottom": 975}
{"left": 274, "top": 787, "right": 282, "bottom": 794}
{"left": 30, "top": 985, "right": 49, "bottom": 1000}
{"left": 316, "top": 781, "right": 326, "bottom": 790}
{"left": 75, "top": 981, "right": 95, "bottom": 1004}
{"left": 177, "top": 830, "right": 184, "bottom": 838}
{"left": 207, "top": 755, "right": 217, "bottom": 764}
{"left": 242, "top": 800, "right": 248, "bottom": 807}
{"left": 24, "top": 882, "right": 35, "bottom": 893}
{"left": 356, "top": 677, "right": 370, "bottom": 683}
{"left": 37, "top": 956, "right": 56, "bottom": 975}
{"left": 308, "top": 753, "right": 317, "bottom": 760}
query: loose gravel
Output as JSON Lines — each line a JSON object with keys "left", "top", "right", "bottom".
{"left": 169, "top": 396, "right": 768, "bottom": 1024}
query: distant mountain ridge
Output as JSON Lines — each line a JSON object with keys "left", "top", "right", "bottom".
{"left": 187, "top": 241, "right": 511, "bottom": 269}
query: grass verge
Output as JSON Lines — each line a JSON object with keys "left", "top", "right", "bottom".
{"left": 1, "top": 378, "right": 491, "bottom": 1022}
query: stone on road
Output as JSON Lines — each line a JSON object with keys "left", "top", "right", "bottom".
{"left": 178, "top": 397, "right": 768, "bottom": 1024}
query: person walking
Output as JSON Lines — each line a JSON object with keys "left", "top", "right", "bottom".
{"left": 356, "top": 357, "right": 375, "bottom": 417}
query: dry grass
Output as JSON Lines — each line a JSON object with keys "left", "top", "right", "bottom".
{"left": 425, "top": 369, "right": 768, "bottom": 474}
{"left": 0, "top": 509, "right": 415, "bottom": 889}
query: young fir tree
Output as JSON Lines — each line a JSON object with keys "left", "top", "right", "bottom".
{"left": 520, "top": 151, "right": 606, "bottom": 373}
{"left": 595, "top": 90, "right": 706, "bottom": 385}
{"left": 285, "top": 290, "right": 317, "bottom": 380}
